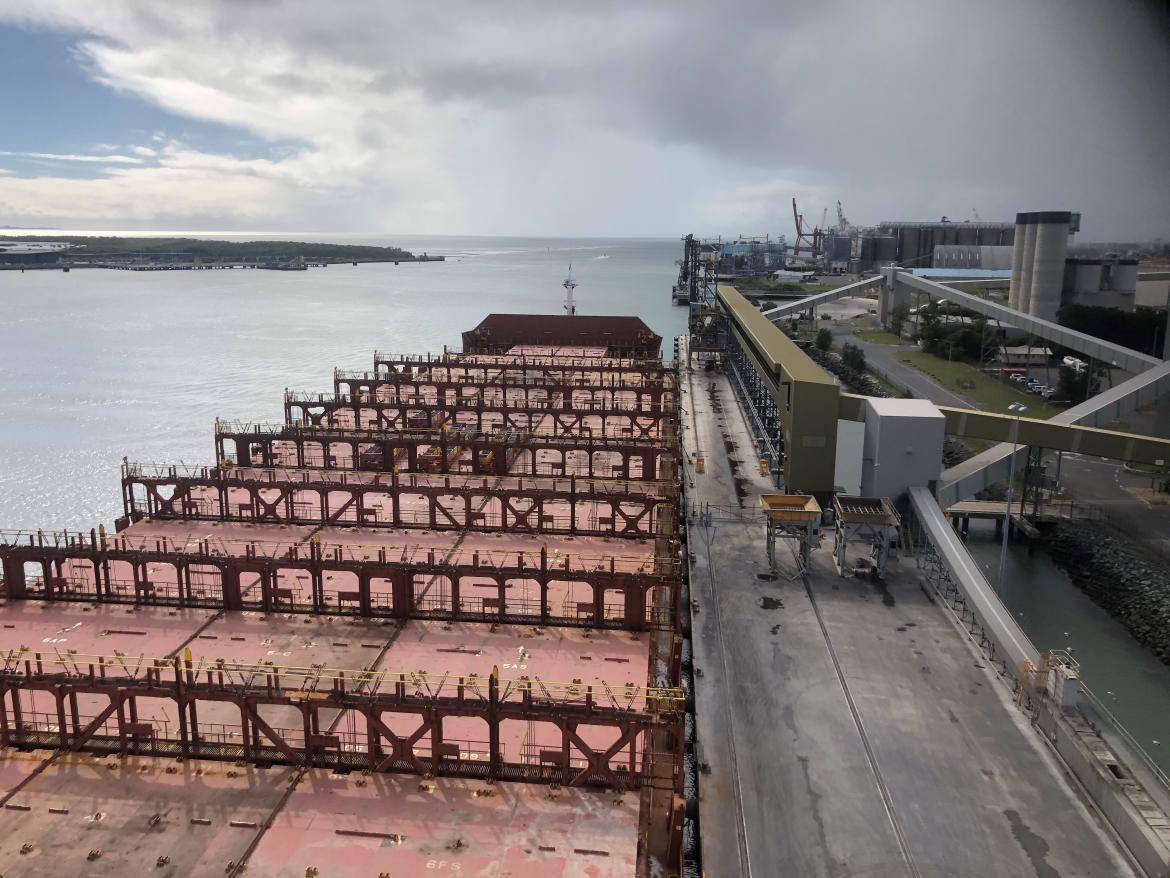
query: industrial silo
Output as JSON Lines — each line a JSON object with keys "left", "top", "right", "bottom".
{"left": 1073, "top": 259, "right": 1103, "bottom": 299}
{"left": 874, "top": 236, "right": 897, "bottom": 265}
{"left": 1008, "top": 213, "right": 1029, "bottom": 309}
{"left": 1028, "top": 211, "right": 1072, "bottom": 321}
{"left": 1112, "top": 258, "right": 1139, "bottom": 312}
{"left": 860, "top": 236, "right": 876, "bottom": 268}
{"left": 901, "top": 227, "right": 920, "bottom": 266}
{"left": 1016, "top": 215, "right": 1038, "bottom": 313}
{"left": 955, "top": 225, "right": 979, "bottom": 247}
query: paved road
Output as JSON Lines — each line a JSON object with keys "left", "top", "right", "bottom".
{"left": 830, "top": 326, "right": 975, "bottom": 409}
{"left": 1052, "top": 453, "right": 1170, "bottom": 556}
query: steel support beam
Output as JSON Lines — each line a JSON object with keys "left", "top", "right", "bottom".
{"left": 0, "top": 653, "right": 682, "bottom": 788}
{"left": 339, "top": 367, "right": 675, "bottom": 400}
{"left": 284, "top": 392, "right": 674, "bottom": 438}
{"left": 214, "top": 421, "right": 675, "bottom": 480}
{"left": 760, "top": 275, "right": 885, "bottom": 323}
{"left": 374, "top": 351, "right": 668, "bottom": 381}
{"left": 0, "top": 529, "right": 678, "bottom": 631}
{"left": 889, "top": 270, "right": 1160, "bottom": 374}
{"left": 938, "top": 360, "right": 1170, "bottom": 502}
{"left": 122, "top": 463, "right": 676, "bottom": 540}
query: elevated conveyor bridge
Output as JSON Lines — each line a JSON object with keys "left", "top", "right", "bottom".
{"left": 758, "top": 275, "right": 884, "bottom": 322}
{"left": 885, "top": 270, "right": 1160, "bottom": 374}
{"left": 906, "top": 486, "right": 1041, "bottom": 680}
{"left": 716, "top": 285, "right": 840, "bottom": 494}
{"left": 714, "top": 276, "right": 1170, "bottom": 504}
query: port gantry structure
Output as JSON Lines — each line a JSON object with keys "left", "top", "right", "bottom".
{"left": 0, "top": 313, "right": 686, "bottom": 876}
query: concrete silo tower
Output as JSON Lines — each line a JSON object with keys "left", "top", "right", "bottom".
{"left": 1008, "top": 212, "right": 1030, "bottom": 310}
{"left": 1016, "top": 215, "right": 1039, "bottom": 314}
{"left": 1027, "top": 211, "right": 1073, "bottom": 321}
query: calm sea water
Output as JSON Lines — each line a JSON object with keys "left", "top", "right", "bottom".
{"left": 964, "top": 520, "right": 1170, "bottom": 773}
{"left": 0, "top": 235, "right": 685, "bottom": 527}
{"left": 1, "top": 232, "right": 1166, "bottom": 769}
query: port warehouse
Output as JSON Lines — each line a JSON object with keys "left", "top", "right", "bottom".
{"left": 0, "top": 314, "right": 686, "bottom": 876}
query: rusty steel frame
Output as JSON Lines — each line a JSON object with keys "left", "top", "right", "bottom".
{"left": 334, "top": 370, "right": 674, "bottom": 412}
{"left": 357, "top": 363, "right": 674, "bottom": 393}
{"left": 121, "top": 463, "right": 677, "bottom": 540}
{"left": 214, "top": 421, "right": 676, "bottom": 479}
{"left": 0, "top": 530, "right": 679, "bottom": 631}
{"left": 0, "top": 323, "right": 687, "bottom": 867}
{"left": 283, "top": 392, "right": 676, "bottom": 438}
{"left": 373, "top": 351, "right": 669, "bottom": 383}
{"left": 0, "top": 651, "right": 683, "bottom": 790}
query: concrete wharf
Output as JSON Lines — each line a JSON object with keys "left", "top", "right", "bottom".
{"left": 678, "top": 335, "right": 1140, "bottom": 877}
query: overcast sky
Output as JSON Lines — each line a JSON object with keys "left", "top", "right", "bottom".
{"left": 0, "top": 0, "right": 1167, "bottom": 239}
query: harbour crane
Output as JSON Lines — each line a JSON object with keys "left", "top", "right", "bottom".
{"left": 791, "top": 198, "right": 824, "bottom": 261}
{"left": 836, "top": 200, "right": 850, "bottom": 234}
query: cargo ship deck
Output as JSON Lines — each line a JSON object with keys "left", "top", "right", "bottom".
{"left": 0, "top": 315, "right": 684, "bottom": 877}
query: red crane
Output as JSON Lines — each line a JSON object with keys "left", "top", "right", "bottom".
{"left": 836, "top": 200, "right": 850, "bottom": 233}
{"left": 791, "top": 198, "right": 824, "bottom": 261}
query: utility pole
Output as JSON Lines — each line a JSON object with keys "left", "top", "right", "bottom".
{"left": 996, "top": 403, "right": 1027, "bottom": 594}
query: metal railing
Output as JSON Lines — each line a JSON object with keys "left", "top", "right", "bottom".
{"left": 124, "top": 460, "right": 675, "bottom": 497}
{"left": 214, "top": 418, "right": 673, "bottom": 448}
{"left": 0, "top": 648, "right": 684, "bottom": 712}
{"left": 1077, "top": 682, "right": 1170, "bottom": 795}
{"left": 0, "top": 528, "right": 679, "bottom": 578}
{"left": 285, "top": 389, "right": 679, "bottom": 415}
{"left": 339, "top": 367, "right": 674, "bottom": 389}
{"left": 374, "top": 350, "right": 663, "bottom": 369}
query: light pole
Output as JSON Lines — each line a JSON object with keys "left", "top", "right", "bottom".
{"left": 996, "top": 402, "right": 1027, "bottom": 594}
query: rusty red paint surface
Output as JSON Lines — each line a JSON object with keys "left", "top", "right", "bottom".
{"left": 0, "top": 320, "right": 682, "bottom": 876}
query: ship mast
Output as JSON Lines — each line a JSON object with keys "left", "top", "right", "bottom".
{"left": 563, "top": 265, "right": 577, "bottom": 316}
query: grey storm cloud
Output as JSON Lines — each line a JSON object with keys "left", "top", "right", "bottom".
{"left": 0, "top": 0, "right": 1167, "bottom": 237}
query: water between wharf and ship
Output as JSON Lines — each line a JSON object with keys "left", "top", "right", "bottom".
{"left": 963, "top": 518, "right": 1170, "bottom": 775}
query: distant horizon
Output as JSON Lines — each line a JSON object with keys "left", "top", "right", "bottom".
{"left": 1, "top": 227, "right": 1165, "bottom": 247}
{"left": 0, "top": 228, "right": 681, "bottom": 241}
